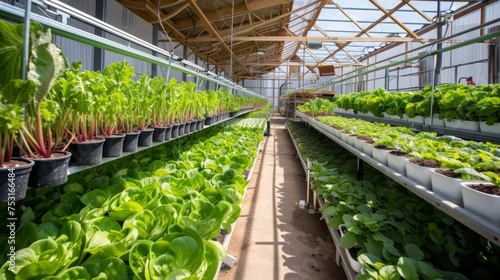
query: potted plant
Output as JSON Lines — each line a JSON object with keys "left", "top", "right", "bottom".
{"left": 0, "top": 20, "right": 71, "bottom": 187}
{"left": 150, "top": 76, "right": 169, "bottom": 142}
{"left": 110, "top": 62, "right": 140, "bottom": 152}
{"left": 96, "top": 62, "right": 132, "bottom": 156}
{"left": 204, "top": 90, "right": 218, "bottom": 126}
{"left": 0, "top": 100, "right": 34, "bottom": 202}
{"left": 133, "top": 74, "right": 155, "bottom": 147}
{"left": 65, "top": 68, "right": 105, "bottom": 166}
{"left": 457, "top": 167, "right": 500, "bottom": 226}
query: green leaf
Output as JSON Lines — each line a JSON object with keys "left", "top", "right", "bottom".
{"left": 396, "top": 257, "right": 419, "bottom": 280}
{"left": 339, "top": 230, "right": 358, "bottom": 249}
{"left": 56, "top": 266, "right": 91, "bottom": 280}
{"left": 417, "top": 261, "right": 442, "bottom": 279}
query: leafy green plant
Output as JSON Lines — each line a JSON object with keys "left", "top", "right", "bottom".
{"left": 0, "top": 101, "right": 23, "bottom": 166}
{"left": 0, "top": 20, "right": 69, "bottom": 158}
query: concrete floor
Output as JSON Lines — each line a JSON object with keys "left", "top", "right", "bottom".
{"left": 218, "top": 114, "right": 347, "bottom": 280}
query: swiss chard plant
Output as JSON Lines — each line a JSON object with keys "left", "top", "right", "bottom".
{"left": 0, "top": 20, "right": 69, "bottom": 158}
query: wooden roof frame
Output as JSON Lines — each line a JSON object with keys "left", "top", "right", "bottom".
{"left": 115, "top": 0, "right": 478, "bottom": 83}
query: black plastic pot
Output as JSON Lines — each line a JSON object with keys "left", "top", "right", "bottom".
{"left": 205, "top": 116, "right": 213, "bottom": 126}
{"left": 68, "top": 138, "right": 105, "bottom": 166}
{"left": 164, "top": 126, "right": 173, "bottom": 141}
{"left": 137, "top": 128, "right": 154, "bottom": 147}
{"left": 184, "top": 122, "right": 191, "bottom": 134}
{"left": 103, "top": 134, "right": 125, "bottom": 157}
{"left": 28, "top": 151, "right": 71, "bottom": 188}
{"left": 190, "top": 121, "right": 197, "bottom": 133}
{"left": 171, "top": 124, "right": 180, "bottom": 139}
{"left": 123, "top": 131, "right": 140, "bottom": 152}
{"left": 152, "top": 126, "right": 167, "bottom": 142}
{"left": 196, "top": 119, "right": 204, "bottom": 131}
{"left": 178, "top": 124, "right": 185, "bottom": 136}
{"left": 1, "top": 158, "right": 35, "bottom": 202}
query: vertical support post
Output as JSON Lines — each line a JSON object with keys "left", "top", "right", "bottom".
{"left": 264, "top": 119, "right": 271, "bottom": 136}
{"left": 151, "top": 23, "right": 158, "bottom": 77}
{"left": 434, "top": 0, "right": 443, "bottom": 87}
{"left": 306, "top": 159, "right": 310, "bottom": 207}
{"left": 384, "top": 68, "right": 390, "bottom": 90}
{"left": 93, "top": 0, "right": 105, "bottom": 71}
{"left": 356, "top": 157, "right": 364, "bottom": 181}
{"left": 20, "top": 0, "right": 32, "bottom": 154}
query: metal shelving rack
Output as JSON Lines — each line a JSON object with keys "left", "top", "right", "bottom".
{"left": 67, "top": 108, "right": 258, "bottom": 175}
{"left": 0, "top": 0, "right": 262, "bottom": 98}
{"left": 295, "top": 110, "right": 500, "bottom": 248}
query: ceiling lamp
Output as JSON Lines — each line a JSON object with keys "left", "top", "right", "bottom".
{"left": 256, "top": 49, "right": 266, "bottom": 56}
{"left": 307, "top": 42, "right": 323, "bottom": 49}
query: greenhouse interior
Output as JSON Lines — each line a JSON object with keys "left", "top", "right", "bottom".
{"left": 1, "top": 0, "right": 500, "bottom": 279}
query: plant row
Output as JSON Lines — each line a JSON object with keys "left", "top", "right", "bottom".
{"left": 0, "top": 116, "right": 267, "bottom": 279}
{"left": 0, "top": 21, "right": 267, "bottom": 197}
{"left": 332, "top": 84, "right": 500, "bottom": 124}
{"left": 287, "top": 121, "right": 500, "bottom": 280}
{"left": 297, "top": 99, "right": 500, "bottom": 187}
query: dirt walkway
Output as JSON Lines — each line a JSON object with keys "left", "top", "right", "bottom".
{"left": 218, "top": 114, "right": 347, "bottom": 280}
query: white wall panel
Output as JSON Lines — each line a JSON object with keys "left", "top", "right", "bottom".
{"left": 53, "top": 0, "right": 96, "bottom": 70}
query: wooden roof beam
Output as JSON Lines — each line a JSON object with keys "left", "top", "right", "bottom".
{"left": 369, "top": 0, "right": 419, "bottom": 38}
{"left": 188, "top": 35, "right": 428, "bottom": 43}
{"left": 170, "top": 0, "right": 291, "bottom": 30}
{"left": 185, "top": 0, "right": 248, "bottom": 72}
{"left": 331, "top": 1, "right": 372, "bottom": 37}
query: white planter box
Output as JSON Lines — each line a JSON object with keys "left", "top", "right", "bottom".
{"left": 424, "top": 114, "right": 445, "bottom": 127}
{"left": 339, "top": 224, "right": 362, "bottom": 274}
{"left": 353, "top": 138, "right": 364, "bottom": 152}
{"left": 361, "top": 141, "right": 373, "bottom": 157}
{"left": 479, "top": 122, "right": 500, "bottom": 135}
{"left": 461, "top": 182, "right": 500, "bottom": 227}
{"left": 372, "top": 147, "right": 392, "bottom": 166}
{"left": 387, "top": 152, "right": 407, "bottom": 176}
{"left": 405, "top": 158, "right": 435, "bottom": 190}
{"left": 445, "top": 119, "right": 480, "bottom": 131}
{"left": 407, "top": 116, "right": 425, "bottom": 124}
{"left": 340, "top": 132, "right": 348, "bottom": 142}
{"left": 430, "top": 169, "right": 464, "bottom": 207}
{"left": 346, "top": 135, "right": 355, "bottom": 146}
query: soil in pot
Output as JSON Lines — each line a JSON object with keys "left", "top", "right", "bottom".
{"left": 102, "top": 134, "right": 125, "bottom": 157}
{"left": 356, "top": 135, "right": 374, "bottom": 144}
{"left": 410, "top": 158, "right": 440, "bottom": 168}
{"left": 137, "top": 128, "right": 154, "bottom": 147}
{"left": 68, "top": 138, "right": 105, "bottom": 166}
{"left": 467, "top": 183, "right": 500, "bottom": 196}
{"left": 0, "top": 158, "right": 35, "bottom": 202}
{"left": 27, "top": 151, "right": 71, "bottom": 188}
{"left": 123, "top": 132, "right": 140, "bottom": 152}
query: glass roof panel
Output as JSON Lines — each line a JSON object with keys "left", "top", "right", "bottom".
{"left": 303, "top": 0, "right": 471, "bottom": 67}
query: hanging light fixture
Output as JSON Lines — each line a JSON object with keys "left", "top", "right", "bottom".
{"left": 256, "top": 49, "right": 266, "bottom": 56}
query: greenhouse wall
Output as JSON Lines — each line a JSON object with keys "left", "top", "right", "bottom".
{"left": 328, "top": 1, "right": 499, "bottom": 95}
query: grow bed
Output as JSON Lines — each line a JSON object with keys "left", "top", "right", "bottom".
{"left": 296, "top": 110, "right": 500, "bottom": 246}
{"left": 285, "top": 123, "right": 357, "bottom": 280}
{"left": 289, "top": 120, "right": 500, "bottom": 279}
{"left": 67, "top": 108, "right": 260, "bottom": 175}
